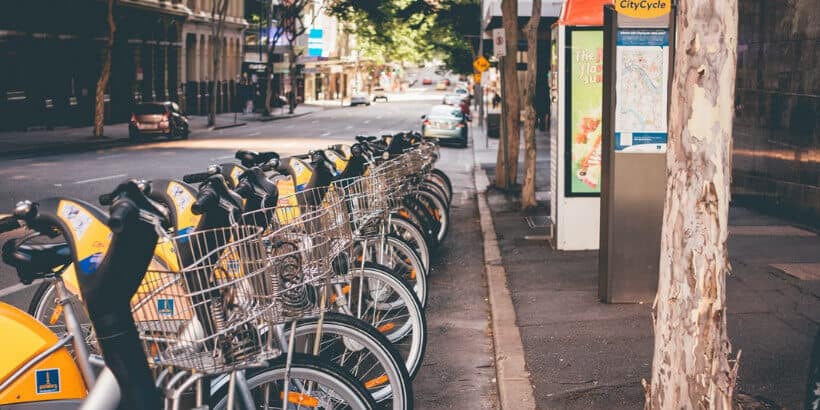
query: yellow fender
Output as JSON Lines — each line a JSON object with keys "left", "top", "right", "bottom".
{"left": 0, "top": 302, "right": 86, "bottom": 404}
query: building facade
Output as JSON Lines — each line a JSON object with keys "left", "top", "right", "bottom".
{"left": 180, "top": 0, "right": 247, "bottom": 115}
{"left": 0, "top": 0, "right": 246, "bottom": 131}
{"left": 733, "top": 0, "right": 819, "bottom": 226}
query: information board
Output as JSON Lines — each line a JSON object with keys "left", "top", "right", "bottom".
{"left": 565, "top": 28, "right": 604, "bottom": 196}
{"left": 614, "top": 29, "right": 669, "bottom": 153}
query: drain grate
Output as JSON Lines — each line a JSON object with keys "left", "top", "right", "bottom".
{"left": 524, "top": 216, "right": 552, "bottom": 229}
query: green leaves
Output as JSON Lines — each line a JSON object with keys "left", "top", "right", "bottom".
{"left": 328, "top": 0, "right": 480, "bottom": 73}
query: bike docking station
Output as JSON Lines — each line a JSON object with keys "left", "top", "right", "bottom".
{"left": 598, "top": 1, "right": 674, "bottom": 303}
{"left": 548, "top": 0, "right": 613, "bottom": 251}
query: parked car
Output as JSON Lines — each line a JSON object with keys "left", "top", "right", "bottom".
{"left": 129, "top": 101, "right": 189, "bottom": 142}
{"left": 442, "top": 94, "right": 466, "bottom": 106}
{"left": 350, "top": 93, "right": 371, "bottom": 106}
{"left": 454, "top": 87, "right": 469, "bottom": 96}
{"left": 373, "top": 87, "right": 388, "bottom": 102}
{"left": 435, "top": 81, "right": 448, "bottom": 91}
{"left": 422, "top": 78, "right": 433, "bottom": 85}
{"left": 421, "top": 104, "right": 468, "bottom": 148}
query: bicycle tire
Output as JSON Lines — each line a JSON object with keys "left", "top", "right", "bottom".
{"left": 388, "top": 216, "right": 431, "bottom": 272}
{"left": 211, "top": 353, "right": 377, "bottom": 409}
{"left": 428, "top": 169, "right": 453, "bottom": 204}
{"left": 339, "top": 263, "right": 427, "bottom": 380}
{"left": 416, "top": 188, "right": 449, "bottom": 243}
{"left": 353, "top": 235, "right": 428, "bottom": 307}
{"left": 288, "top": 313, "right": 413, "bottom": 408}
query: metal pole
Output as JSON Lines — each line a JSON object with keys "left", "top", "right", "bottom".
{"left": 477, "top": 27, "right": 485, "bottom": 128}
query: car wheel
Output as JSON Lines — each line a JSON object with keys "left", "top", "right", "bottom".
{"left": 129, "top": 128, "right": 142, "bottom": 143}
{"left": 180, "top": 125, "right": 190, "bottom": 140}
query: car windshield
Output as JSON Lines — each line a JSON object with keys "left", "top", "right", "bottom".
{"left": 134, "top": 104, "right": 166, "bottom": 115}
{"left": 430, "top": 106, "right": 462, "bottom": 118}
{"left": 455, "top": 89, "right": 467, "bottom": 94}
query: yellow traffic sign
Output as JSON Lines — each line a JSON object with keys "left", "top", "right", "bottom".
{"left": 615, "top": 0, "right": 671, "bottom": 19}
{"left": 473, "top": 56, "right": 490, "bottom": 73}
{"left": 473, "top": 73, "right": 482, "bottom": 83}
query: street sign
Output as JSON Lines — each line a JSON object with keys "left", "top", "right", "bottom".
{"left": 614, "top": 0, "right": 671, "bottom": 18}
{"left": 492, "top": 28, "right": 506, "bottom": 57}
{"left": 473, "top": 56, "right": 490, "bottom": 73}
{"left": 473, "top": 73, "right": 482, "bottom": 83}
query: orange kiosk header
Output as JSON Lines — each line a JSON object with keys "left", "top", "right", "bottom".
{"left": 558, "top": 0, "right": 613, "bottom": 26}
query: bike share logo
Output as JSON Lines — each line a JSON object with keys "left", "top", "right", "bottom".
{"left": 35, "top": 368, "right": 60, "bottom": 394}
{"left": 157, "top": 298, "right": 175, "bottom": 316}
{"left": 615, "top": 0, "right": 671, "bottom": 18}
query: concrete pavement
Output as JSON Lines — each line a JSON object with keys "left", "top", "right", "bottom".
{"left": 472, "top": 118, "right": 820, "bottom": 408}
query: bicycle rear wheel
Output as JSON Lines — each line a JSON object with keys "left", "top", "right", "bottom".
{"left": 288, "top": 313, "right": 413, "bottom": 408}
{"left": 211, "top": 353, "right": 377, "bottom": 409}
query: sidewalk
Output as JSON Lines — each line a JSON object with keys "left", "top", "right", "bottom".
{"left": 0, "top": 105, "right": 323, "bottom": 158}
{"left": 472, "top": 124, "right": 820, "bottom": 408}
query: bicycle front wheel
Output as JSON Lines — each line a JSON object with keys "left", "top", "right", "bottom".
{"left": 211, "top": 353, "right": 377, "bottom": 410}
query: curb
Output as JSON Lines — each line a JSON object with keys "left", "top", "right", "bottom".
{"left": 212, "top": 122, "right": 247, "bottom": 130}
{"left": 255, "top": 107, "right": 324, "bottom": 122}
{"left": 474, "top": 165, "right": 537, "bottom": 409}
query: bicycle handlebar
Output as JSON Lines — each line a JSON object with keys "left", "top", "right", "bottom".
{"left": 0, "top": 216, "right": 20, "bottom": 234}
{"left": 183, "top": 171, "right": 211, "bottom": 184}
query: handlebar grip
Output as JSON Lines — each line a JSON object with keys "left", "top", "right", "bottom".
{"left": 234, "top": 180, "right": 253, "bottom": 199}
{"left": 0, "top": 216, "right": 20, "bottom": 234}
{"left": 107, "top": 200, "right": 136, "bottom": 233}
{"left": 183, "top": 172, "right": 211, "bottom": 184}
{"left": 191, "top": 188, "right": 217, "bottom": 215}
{"left": 98, "top": 193, "right": 114, "bottom": 206}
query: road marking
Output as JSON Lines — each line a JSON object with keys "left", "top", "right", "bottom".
{"left": 376, "top": 116, "right": 383, "bottom": 119}
{"left": 364, "top": 120, "right": 370, "bottom": 124}
{"left": 97, "top": 154, "right": 125, "bottom": 160}
{"left": 248, "top": 132, "right": 261, "bottom": 136}
{"left": 345, "top": 125, "right": 353, "bottom": 129}
{"left": 74, "top": 174, "right": 127, "bottom": 185}
{"left": 212, "top": 155, "right": 235, "bottom": 161}
{"left": 320, "top": 132, "right": 331, "bottom": 137}
{"left": 286, "top": 125, "right": 295, "bottom": 129}
{"left": 54, "top": 183, "right": 62, "bottom": 187}
{"left": 311, "top": 120, "right": 318, "bottom": 124}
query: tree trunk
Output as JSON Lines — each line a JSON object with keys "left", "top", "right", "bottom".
{"left": 645, "top": 1, "right": 739, "bottom": 408}
{"left": 93, "top": 0, "right": 116, "bottom": 138}
{"left": 209, "top": 0, "right": 229, "bottom": 127}
{"left": 521, "top": 0, "right": 541, "bottom": 209}
{"left": 500, "top": 0, "right": 521, "bottom": 188}
{"left": 495, "top": 57, "right": 509, "bottom": 188}
{"left": 288, "top": 44, "right": 296, "bottom": 114}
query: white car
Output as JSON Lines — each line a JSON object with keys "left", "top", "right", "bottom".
{"left": 442, "top": 94, "right": 465, "bottom": 106}
{"left": 350, "top": 94, "right": 371, "bottom": 106}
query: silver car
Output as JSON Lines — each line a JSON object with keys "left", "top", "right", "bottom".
{"left": 350, "top": 94, "right": 371, "bottom": 106}
{"left": 421, "top": 105, "right": 468, "bottom": 148}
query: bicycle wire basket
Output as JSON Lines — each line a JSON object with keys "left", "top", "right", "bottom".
{"left": 332, "top": 173, "right": 390, "bottom": 237}
{"left": 132, "top": 225, "right": 277, "bottom": 374}
{"left": 241, "top": 187, "right": 349, "bottom": 321}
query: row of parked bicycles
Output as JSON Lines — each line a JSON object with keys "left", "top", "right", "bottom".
{"left": 0, "top": 131, "right": 454, "bottom": 409}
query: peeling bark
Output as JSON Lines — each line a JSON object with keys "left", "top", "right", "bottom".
{"left": 645, "top": 1, "right": 740, "bottom": 409}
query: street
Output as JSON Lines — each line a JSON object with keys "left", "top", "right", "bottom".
{"left": 0, "top": 91, "right": 498, "bottom": 409}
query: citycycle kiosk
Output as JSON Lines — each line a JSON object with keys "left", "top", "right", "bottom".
{"left": 549, "top": 0, "right": 613, "bottom": 251}
{"left": 598, "top": 3, "right": 674, "bottom": 303}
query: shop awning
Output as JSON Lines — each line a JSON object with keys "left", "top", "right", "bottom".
{"left": 558, "top": 0, "right": 613, "bottom": 26}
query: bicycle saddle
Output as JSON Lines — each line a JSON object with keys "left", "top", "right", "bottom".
{"left": 2, "top": 240, "right": 71, "bottom": 284}
{"left": 235, "top": 149, "right": 280, "bottom": 168}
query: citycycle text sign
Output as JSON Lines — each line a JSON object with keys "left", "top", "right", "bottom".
{"left": 615, "top": 0, "right": 671, "bottom": 19}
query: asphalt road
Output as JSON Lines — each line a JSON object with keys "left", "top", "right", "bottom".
{"left": 0, "top": 89, "right": 497, "bottom": 408}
